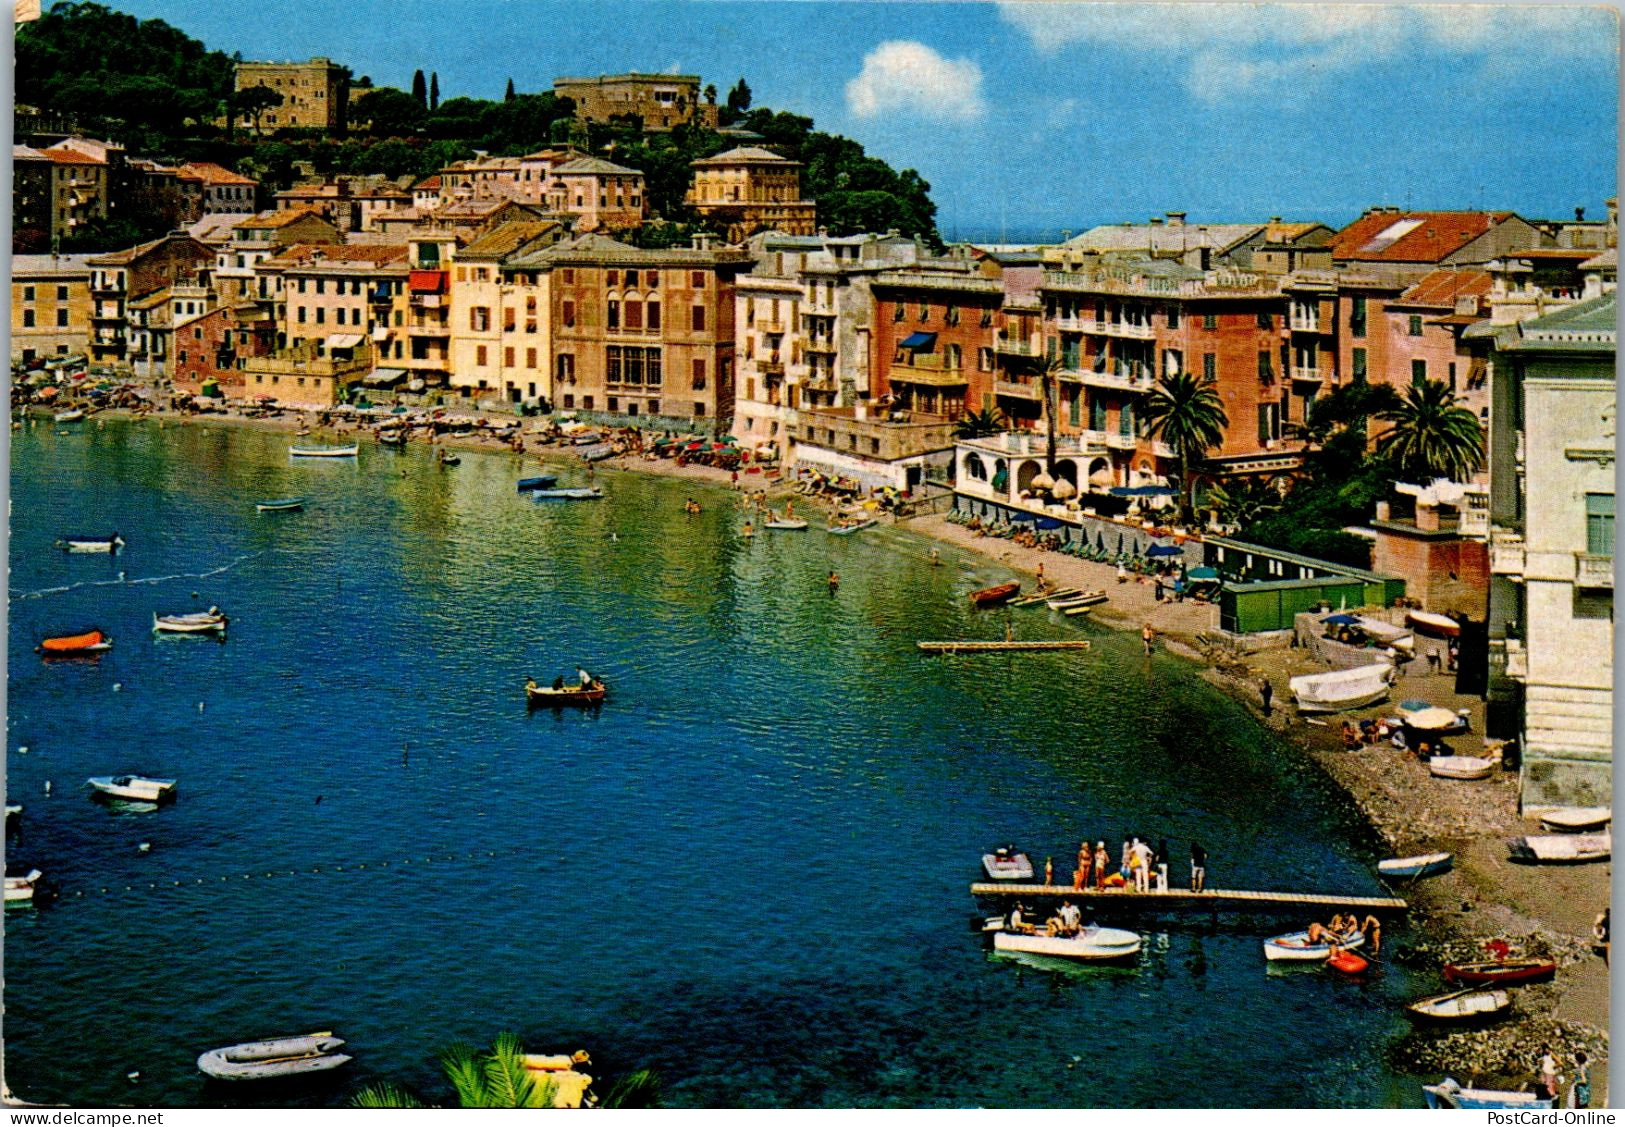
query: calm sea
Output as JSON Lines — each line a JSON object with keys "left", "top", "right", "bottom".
{"left": 6, "top": 419, "right": 1423, "bottom": 1108}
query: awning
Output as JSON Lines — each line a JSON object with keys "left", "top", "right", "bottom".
{"left": 1146, "top": 543, "right": 1182, "bottom": 558}
{"left": 409, "top": 270, "right": 447, "bottom": 294}
{"left": 371, "top": 326, "right": 391, "bottom": 342}
{"left": 899, "top": 331, "right": 937, "bottom": 350}
{"left": 364, "top": 368, "right": 407, "bottom": 388}
{"left": 1187, "top": 566, "right": 1220, "bottom": 581}
{"left": 327, "top": 333, "right": 364, "bottom": 349}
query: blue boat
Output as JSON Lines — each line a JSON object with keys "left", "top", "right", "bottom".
{"left": 533, "top": 488, "right": 603, "bottom": 501}
{"left": 1376, "top": 852, "right": 1453, "bottom": 880}
{"left": 1423, "top": 1078, "right": 1553, "bottom": 1110}
{"left": 516, "top": 475, "right": 559, "bottom": 492}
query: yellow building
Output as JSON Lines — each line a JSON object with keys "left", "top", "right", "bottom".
{"left": 447, "top": 221, "right": 565, "bottom": 404}
{"left": 12, "top": 253, "right": 95, "bottom": 363}
{"left": 686, "top": 147, "right": 817, "bottom": 243}
{"left": 242, "top": 338, "right": 373, "bottom": 409}
{"left": 552, "top": 73, "right": 718, "bottom": 132}
{"left": 258, "top": 243, "right": 410, "bottom": 355}
{"left": 235, "top": 57, "right": 348, "bottom": 133}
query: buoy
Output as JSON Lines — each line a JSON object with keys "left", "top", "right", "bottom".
{"left": 198, "top": 701, "right": 205, "bottom": 712}
{"left": 113, "top": 683, "right": 122, "bottom": 692}
{"left": 126, "top": 1071, "right": 140, "bottom": 1083}
{"left": 17, "top": 747, "right": 26, "bottom": 755}
{"left": 138, "top": 842, "right": 151, "bottom": 853}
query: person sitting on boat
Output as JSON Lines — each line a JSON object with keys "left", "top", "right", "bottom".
{"left": 1007, "top": 904, "right": 1031, "bottom": 934}
{"left": 577, "top": 667, "right": 592, "bottom": 688}
{"left": 1057, "top": 900, "right": 1082, "bottom": 936}
{"left": 1307, "top": 921, "right": 1327, "bottom": 944}
{"left": 552, "top": 676, "right": 566, "bottom": 691}
{"left": 526, "top": 678, "right": 539, "bottom": 694}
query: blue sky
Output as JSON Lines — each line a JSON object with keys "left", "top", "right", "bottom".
{"left": 109, "top": 1, "right": 1618, "bottom": 237}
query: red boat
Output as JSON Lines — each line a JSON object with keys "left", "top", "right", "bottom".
{"left": 1327, "top": 949, "right": 1369, "bottom": 975}
{"left": 1442, "top": 958, "right": 1557, "bottom": 986}
{"left": 526, "top": 682, "right": 606, "bottom": 707}
{"left": 969, "top": 582, "right": 1021, "bottom": 607}
{"left": 37, "top": 629, "right": 112, "bottom": 655}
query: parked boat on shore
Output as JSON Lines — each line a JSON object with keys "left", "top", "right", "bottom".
{"left": 1047, "top": 591, "right": 1107, "bottom": 610}
{"left": 1539, "top": 807, "right": 1611, "bottom": 833}
{"left": 981, "top": 846, "right": 1034, "bottom": 881}
{"left": 53, "top": 408, "right": 86, "bottom": 423}
{"left": 38, "top": 629, "right": 112, "bottom": 655}
{"left": 197, "top": 1033, "right": 351, "bottom": 1081}
{"left": 1012, "top": 586, "right": 1079, "bottom": 607}
{"left": 56, "top": 533, "right": 124, "bottom": 553}
{"left": 1406, "top": 986, "right": 1512, "bottom": 1024}
{"left": 289, "top": 444, "right": 359, "bottom": 458}
{"left": 1506, "top": 832, "right": 1610, "bottom": 864}
{"left": 1377, "top": 852, "right": 1453, "bottom": 880}
{"left": 1442, "top": 957, "right": 1557, "bottom": 986}
{"left": 993, "top": 925, "right": 1142, "bottom": 962}
{"left": 1288, "top": 663, "right": 1394, "bottom": 713}
{"left": 969, "top": 582, "right": 1021, "bottom": 607}
{"left": 255, "top": 497, "right": 305, "bottom": 513}
{"left": 1406, "top": 609, "right": 1462, "bottom": 639}
{"left": 1423, "top": 1077, "right": 1551, "bottom": 1110}
{"left": 1428, "top": 755, "right": 1496, "bottom": 780}
{"left": 88, "top": 775, "right": 177, "bottom": 803}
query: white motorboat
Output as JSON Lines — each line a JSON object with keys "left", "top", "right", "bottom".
{"left": 57, "top": 533, "right": 124, "bottom": 553}
{"left": 1423, "top": 1077, "right": 1552, "bottom": 1110}
{"left": 828, "top": 518, "right": 878, "bottom": 535}
{"left": 87, "top": 775, "right": 177, "bottom": 803}
{"left": 289, "top": 444, "right": 359, "bottom": 458}
{"left": 1406, "top": 987, "right": 1512, "bottom": 1024}
{"left": 1507, "top": 832, "right": 1610, "bottom": 864}
{"left": 5, "top": 869, "right": 43, "bottom": 908}
{"left": 153, "top": 608, "right": 228, "bottom": 634}
{"left": 197, "top": 1033, "right": 352, "bottom": 1081}
{"left": 1046, "top": 591, "right": 1106, "bottom": 610}
{"left": 1540, "top": 807, "right": 1612, "bottom": 833}
{"left": 1263, "top": 928, "right": 1366, "bottom": 962}
{"left": 765, "top": 518, "right": 809, "bottom": 530}
{"left": 993, "top": 925, "right": 1142, "bottom": 961}
{"left": 1377, "top": 852, "right": 1453, "bottom": 880}
{"left": 1288, "top": 662, "right": 1394, "bottom": 713}
{"left": 1428, "top": 755, "right": 1496, "bottom": 780}
{"left": 53, "top": 408, "right": 86, "bottom": 423}
{"left": 981, "top": 847, "right": 1034, "bottom": 881}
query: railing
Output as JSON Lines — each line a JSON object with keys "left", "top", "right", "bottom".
{"left": 995, "top": 337, "right": 1039, "bottom": 356}
{"left": 1490, "top": 537, "right": 1525, "bottom": 576}
{"left": 1289, "top": 315, "right": 1324, "bottom": 333}
{"left": 1065, "top": 366, "right": 1153, "bottom": 393}
{"left": 1107, "top": 431, "right": 1138, "bottom": 451}
{"left": 1290, "top": 367, "right": 1322, "bottom": 383}
{"left": 757, "top": 359, "right": 785, "bottom": 376}
{"left": 1577, "top": 553, "right": 1613, "bottom": 589}
{"left": 1101, "top": 320, "right": 1156, "bottom": 341}
{"left": 994, "top": 379, "right": 1041, "bottom": 401}
{"left": 756, "top": 320, "right": 784, "bottom": 335}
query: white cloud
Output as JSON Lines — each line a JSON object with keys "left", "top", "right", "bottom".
{"left": 997, "top": 2, "right": 1615, "bottom": 103}
{"left": 846, "top": 40, "right": 987, "bottom": 121}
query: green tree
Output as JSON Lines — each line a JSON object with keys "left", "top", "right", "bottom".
{"left": 1376, "top": 377, "right": 1485, "bottom": 483}
{"left": 1206, "top": 476, "right": 1285, "bottom": 529}
{"left": 1142, "top": 370, "right": 1230, "bottom": 521}
{"left": 504, "top": 77, "right": 516, "bottom": 102}
{"left": 953, "top": 408, "right": 1007, "bottom": 439}
{"left": 429, "top": 71, "right": 439, "bottom": 111}
{"left": 350, "top": 1033, "right": 660, "bottom": 1110}
{"left": 353, "top": 87, "right": 427, "bottom": 136}
{"left": 234, "top": 84, "right": 283, "bottom": 133}
{"left": 727, "top": 77, "right": 752, "bottom": 114}
{"left": 412, "top": 69, "right": 427, "bottom": 107}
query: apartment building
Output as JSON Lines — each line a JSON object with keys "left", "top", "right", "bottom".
{"left": 552, "top": 73, "right": 718, "bottom": 132}
{"left": 85, "top": 233, "right": 214, "bottom": 363}
{"left": 1381, "top": 269, "right": 1494, "bottom": 427}
{"left": 686, "top": 147, "right": 817, "bottom": 242}
{"left": 172, "top": 302, "right": 277, "bottom": 397}
{"left": 1484, "top": 293, "right": 1616, "bottom": 811}
{"left": 13, "top": 144, "right": 107, "bottom": 245}
{"left": 1327, "top": 208, "right": 1545, "bottom": 288}
{"left": 126, "top": 281, "right": 216, "bottom": 381}
{"left": 401, "top": 235, "right": 458, "bottom": 388}
{"left": 12, "top": 253, "right": 95, "bottom": 363}
{"left": 261, "top": 243, "right": 411, "bottom": 357}
{"left": 242, "top": 338, "right": 374, "bottom": 409}
{"left": 178, "top": 162, "right": 259, "bottom": 214}
{"left": 235, "top": 57, "right": 348, "bottom": 133}
{"left": 546, "top": 157, "right": 645, "bottom": 232}
{"left": 213, "top": 209, "right": 343, "bottom": 306}
{"left": 446, "top": 221, "right": 567, "bottom": 403}
{"left": 504, "top": 233, "right": 749, "bottom": 427}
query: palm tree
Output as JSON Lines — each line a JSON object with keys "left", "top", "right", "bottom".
{"left": 953, "top": 408, "right": 1006, "bottom": 440}
{"left": 1376, "top": 377, "right": 1484, "bottom": 483}
{"left": 350, "top": 1033, "right": 660, "bottom": 1109}
{"left": 1038, "top": 354, "right": 1066, "bottom": 478}
{"left": 1141, "top": 371, "right": 1229, "bottom": 521}
{"left": 1206, "top": 476, "right": 1285, "bottom": 530}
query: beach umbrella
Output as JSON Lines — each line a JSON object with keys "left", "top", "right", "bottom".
{"left": 1187, "top": 566, "right": 1220, "bottom": 581}
{"left": 1147, "top": 543, "right": 1181, "bottom": 558}
{"left": 1406, "top": 707, "right": 1460, "bottom": 731}
{"left": 1051, "top": 478, "right": 1076, "bottom": 500}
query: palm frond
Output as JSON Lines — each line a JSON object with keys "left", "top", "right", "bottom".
{"left": 601, "top": 1068, "right": 664, "bottom": 1109}
{"left": 350, "top": 1082, "right": 427, "bottom": 1109}
{"left": 438, "top": 1041, "right": 491, "bottom": 1108}
{"left": 482, "top": 1031, "right": 545, "bottom": 1109}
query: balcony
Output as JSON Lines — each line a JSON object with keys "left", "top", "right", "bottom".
{"left": 995, "top": 336, "right": 1038, "bottom": 357}
{"left": 994, "top": 378, "right": 1041, "bottom": 401}
{"left": 1289, "top": 314, "right": 1326, "bottom": 333}
{"left": 1577, "top": 553, "right": 1613, "bottom": 589}
{"left": 1065, "top": 366, "right": 1153, "bottom": 394}
{"left": 1106, "top": 431, "right": 1139, "bottom": 452}
{"left": 757, "top": 358, "right": 785, "bottom": 377}
{"left": 756, "top": 320, "right": 784, "bottom": 335}
{"left": 889, "top": 355, "right": 965, "bottom": 387}
{"left": 1490, "top": 536, "right": 1526, "bottom": 576}
{"left": 1290, "top": 366, "right": 1322, "bottom": 383}
{"left": 1099, "top": 320, "right": 1156, "bottom": 341}
{"left": 410, "top": 294, "right": 442, "bottom": 309}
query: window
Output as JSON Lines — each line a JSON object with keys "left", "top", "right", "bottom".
{"left": 21, "top": 310, "right": 34, "bottom": 327}
{"left": 1587, "top": 494, "right": 1615, "bottom": 557}
{"left": 315, "top": 308, "right": 325, "bottom": 324}
{"left": 526, "top": 348, "right": 537, "bottom": 369}
{"left": 562, "top": 269, "right": 574, "bottom": 284}
{"left": 1448, "top": 361, "right": 1457, "bottom": 390}
{"left": 646, "top": 350, "right": 661, "bottom": 386}
{"left": 607, "top": 270, "right": 619, "bottom": 287}
{"left": 1257, "top": 311, "right": 1273, "bottom": 329}
{"left": 583, "top": 396, "right": 594, "bottom": 410}
{"left": 1167, "top": 306, "right": 1181, "bottom": 329}
{"left": 56, "top": 285, "right": 68, "bottom": 300}
{"left": 315, "top": 278, "right": 325, "bottom": 295}
{"left": 624, "top": 300, "right": 643, "bottom": 330}
{"left": 1353, "top": 293, "right": 1367, "bottom": 338}
{"left": 1411, "top": 359, "right": 1427, "bottom": 385}
{"left": 298, "top": 279, "right": 307, "bottom": 294}
{"left": 692, "top": 358, "right": 706, "bottom": 389}
{"left": 504, "top": 347, "right": 515, "bottom": 367}
{"left": 979, "top": 347, "right": 994, "bottom": 372}
{"left": 694, "top": 402, "right": 706, "bottom": 417}
{"left": 1408, "top": 314, "right": 1423, "bottom": 337}
{"left": 946, "top": 343, "right": 961, "bottom": 370}
{"left": 563, "top": 300, "right": 576, "bottom": 328}
{"left": 691, "top": 306, "right": 706, "bottom": 332}
{"left": 504, "top": 308, "right": 515, "bottom": 332}
{"left": 557, "top": 353, "right": 575, "bottom": 384}
{"left": 1203, "top": 313, "right": 1217, "bottom": 331}
{"left": 648, "top": 399, "right": 659, "bottom": 415}
{"left": 606, "top": 300, "right": 618, "bottom": 330}
{"left": 471, "top": 307, "right": 490, "bottom": 332}
{"left": 1257, "top": 401, "right": 1281, "bottom": 444}
{"left": 647, "top": 301, "right": 660, "bottom": 330}
{"left": 607, "top": 396, "right": 618, "bottom": 412}
{"left": 1352, "top": 348, "right": 1367, "bottom": 383}
{"left": 1257, "top": 350, "right": 1273, "bottom": 383}
{"left": 918, "top": 303, "right": 930, "bottom": 322}
{"left": 476, "top": 345, "right": 488, "bottom": 366}
{"left": 945, "top": 304, "right": 960, "bottom": 326}
{"left": 297, "top": 307, "right": 307, "bottom": 323}
{"left": 1203, "top": 353, "right": 1216, "bottom": 383}
{"left": 893, "top": 305, "right": 906, "bottom": 322}
{"left": 691, "top": 271, "right": 705, "bottom": 288}
{"left": 980, "top": 308, "right": 993, "bottom": 327}
{"left": 607, "top": 347, "right": 622, "bottom": 383}
{"left": 57, "top": 309, "right": 68, "bottom": 327}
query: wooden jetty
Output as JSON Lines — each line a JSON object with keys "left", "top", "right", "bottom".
{"left": 970, "top": 883, "right": 1407, "bottom": 913}
{"left": 918, "top": 640, "right": 1093, "bottom": 654}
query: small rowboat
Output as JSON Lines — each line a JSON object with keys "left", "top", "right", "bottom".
{"left": 256, "top": 498, "right": 305, "bottom": 513}
{"left": 1263, "top": 929, "right": 1365, "bottom": 962}
{"left": 765, "top": 518, "right": 809, "bottom": 530}
{"left": 5, "top": 869, "right": 43, "bottom": 909}
{"left": 57, "top": 533, "right": 124, "bottom": 553}
{"left": 1377, "top": 852, "right": 1453, "bottom": 880}
{"left": 969, "top": 582, "right": 1021, "bottom": 607}
{"left": 532, "top": 488, "right": 603, "bottom": 501}
{"left": 439, "top": 453, "right": 461, "bottom": 467}
{"left": 1011, "top": 587, "right": 1080, "bottom": 607}
{"left": 38, "top": 630, "right": 112, "bottom": 655}
{"left": 1405, "top": 609, "right": 1461, "bottom": 638}
{"left": 1429, "top": 755, "right": 1496, "bottom": 780}
{"left": 1063, "top": 605, "right": 1094, "bottom": 617}
{"left": 1289, "top": 662, "right": 1394, "bottom": 713}
{"left": 1047, "top": 591, "right": 1106, "bottom": 610}
{"left": 993, "top": 925, "right": 1142, "bottom": 962}
{"left": 1326, "top": 948, "right": 1369, "bottom": 975}
{"left": 88, "top": 775, "right": 178, "bottom": 803}
{"left": 526, "top": 683, "right": 607, "bottom": 706}
{"left": 153, "top": 609, "right": 228, "bottom": 635}
{"left": 579, "top": 443, "right": 616, "bottom": 462}
{"left": 198, "top": 1033, "right": 351, "bottom": 1081}
{"left": 982, "top": 847, "right": 1034, "bottom": 881}
{"left": 516, "top": 475, "right": 559, "bottom": 492}
{"left": 54, "top": 408, "right": 86, "bottom": 422}
{"left": 1442, "top": 958, "right": 1557, "bottom": 986}
{"left": 377, "top": 431, "right": 406, "bottom": 447}
{"left": 1540, "top": 807, "right": 1611, "bottom": 833}
{"left": 1507, "top": 832, "right": 1610, "bottom": 864}
{"left": 1424, "top": 1078, "right": 1552, "bottom": 1110}
{"left": 828, "top": 518, "right": 878, "bottom": 535}
{"left": 1406, "top": 986, "right": 1512, "bottom": 1024}
{"left": 289, "top": 444, "right": 359, "bottom": 458}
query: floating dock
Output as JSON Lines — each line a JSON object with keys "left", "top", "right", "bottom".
{"left": 970, "top": 883, "right": 1407, "bottom": 913}
{"left": 918, "top": 640, "right": 1093, "bottom": 654}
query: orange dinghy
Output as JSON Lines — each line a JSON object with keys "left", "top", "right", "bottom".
{"left": 969, "top": 582, "right": 1021, "bottom": 607}
{"left": 39, "top": 630, "right": 112, "bottom": 655}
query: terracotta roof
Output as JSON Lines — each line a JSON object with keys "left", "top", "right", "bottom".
{"left": 180, "top": 161, "right": 257, "bottom": 187}
{"left": 1328, "top": 211, "right": 1516, "bottom": 263}
{"left": 552, "top": 156, "right": 641, "bottom": 177}
{"left": 234, "top": 207, "right": 333, "bottom": 231}
{"left": 43, "top": 147, "right": 104, "bottom": 165}
{"left": 692, "top": 145, "right": 802, "bottom": 168}
{"left": 414, "top": 175, "right": 441, "bottom": 190}
{"left": 263, "top": 243, "right": 410, "bottom": 270}
{"left": 87, "top": 234, "right": 207, "bottom": 266}
{"left": 13, "top": 144, "right": 49, "bottom": 161}
{"left": 458, "top": 221, "right": 564, "bottom": 260}
{"left": 1393, "top": 269, "right": 1492, "bottom": 308}
{"left": 1262, "top": 221, "right": 1330, "bottom": 244}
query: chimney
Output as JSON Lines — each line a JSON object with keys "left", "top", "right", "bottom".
{"left": 1149, "top": 217, "right": 1163, "bottom": 226}
{"left": 1270, "top": 216, "right": 1282, "bottom": 224}
{"left": 1576, "top": 206, "right": 1586, "bottom": 222}
{"left": 1166, "top": 211, "right": 1186, "bottom": 227}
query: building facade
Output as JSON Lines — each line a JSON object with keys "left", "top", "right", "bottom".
{"left": 445, "top": 221, "right": 566, "bottom": 404}
{"left": 177, "top": 162, "right": 259, "bottom": 214}
{"left": 11, "top": 253, "right": 95, "bottom": 362}
{"left": 85, "top": 234, "right": 214, "bottom": 364}
{"left": 686, "top": 147, "right": 817, "bottom": 242}
{"left": 552, "top": 73, "right": 718, "bottom": 132}
{"left": 235, "top": 57, "right": 348, "bottom": 133}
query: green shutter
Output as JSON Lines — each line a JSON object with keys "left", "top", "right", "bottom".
{"left": 1586, "top": 493, "right": 1615, "bottom": 556}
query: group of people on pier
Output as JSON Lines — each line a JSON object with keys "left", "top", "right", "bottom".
{"left": 1048, "top": 838, "right": 1209, "bottom": 894}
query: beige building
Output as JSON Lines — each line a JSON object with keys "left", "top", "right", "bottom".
{"left": 13, "top": 144, "right": 108, "bottom": 244}
{"left": 86, "top": 233, "right": 214, "bottom": 364}
{"left": 177, "top": 162, "right": 258, "bottom": 214}
{"left": 214, "top": 209, "right": 343, "bottom": 306}
{"left": 546, "top": 157, "right": 645, "bottom": 232}
{"left": 12, "top": 253, "right": 95, "bottom": 363}
{"left": 242, "top": 338, "right": 373, "bottom": 409}
{"left": 259, "top": 243, "right": 410, "bottom": 357}
{"left": 447, "top": 221, "right": 567, "bottom": 404}
{"left": 235, "top": 57, "right": 347, "bottom": 133}
{"left": 552, "top": 73, "right": 718, "bottom": 132}
{"left": 686, "top": 147, "right": 817, "bottom": 242}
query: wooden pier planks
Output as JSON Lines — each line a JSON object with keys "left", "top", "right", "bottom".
{"left": 969, "top": 883, "right": 1407, "bottom": 912}
{"left": 918, "top": 640, "right": 1093, "bottom": 654}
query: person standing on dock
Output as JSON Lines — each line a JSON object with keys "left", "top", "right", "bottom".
{"left": 1043, "top": 856, "right": 1054, "bottom": 886}
{"left": 1361, "top": 914, "right": 1381, "bottom": 956}
{"left": 1190, "top": 841, "right": 1207, "bottom": 892}
{"left": 1155, "top": 839, "right": 1169, "bottom": 893}
{"left": 1074, "top": 842, "right": 1090, "bottom": 891}
{"left": 1092, "top": 842, "right": 1107, "bottom": 889}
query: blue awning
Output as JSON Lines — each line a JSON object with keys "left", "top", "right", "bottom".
{"left": 1146, "top": 543, "right": 1182, "bottom": 557}
{"left": 1007, "top": 511, "right": 1038, "bottom": 523}
{"left": 1035, "top": 517, "right": 1064, "bottom": 530}
{"left": 899, "top": 331, "right": 937, "bottom": 350}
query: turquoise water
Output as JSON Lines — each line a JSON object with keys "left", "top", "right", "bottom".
{"left": 7, "top": 420, "right": 1421, "bottom": 1107}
